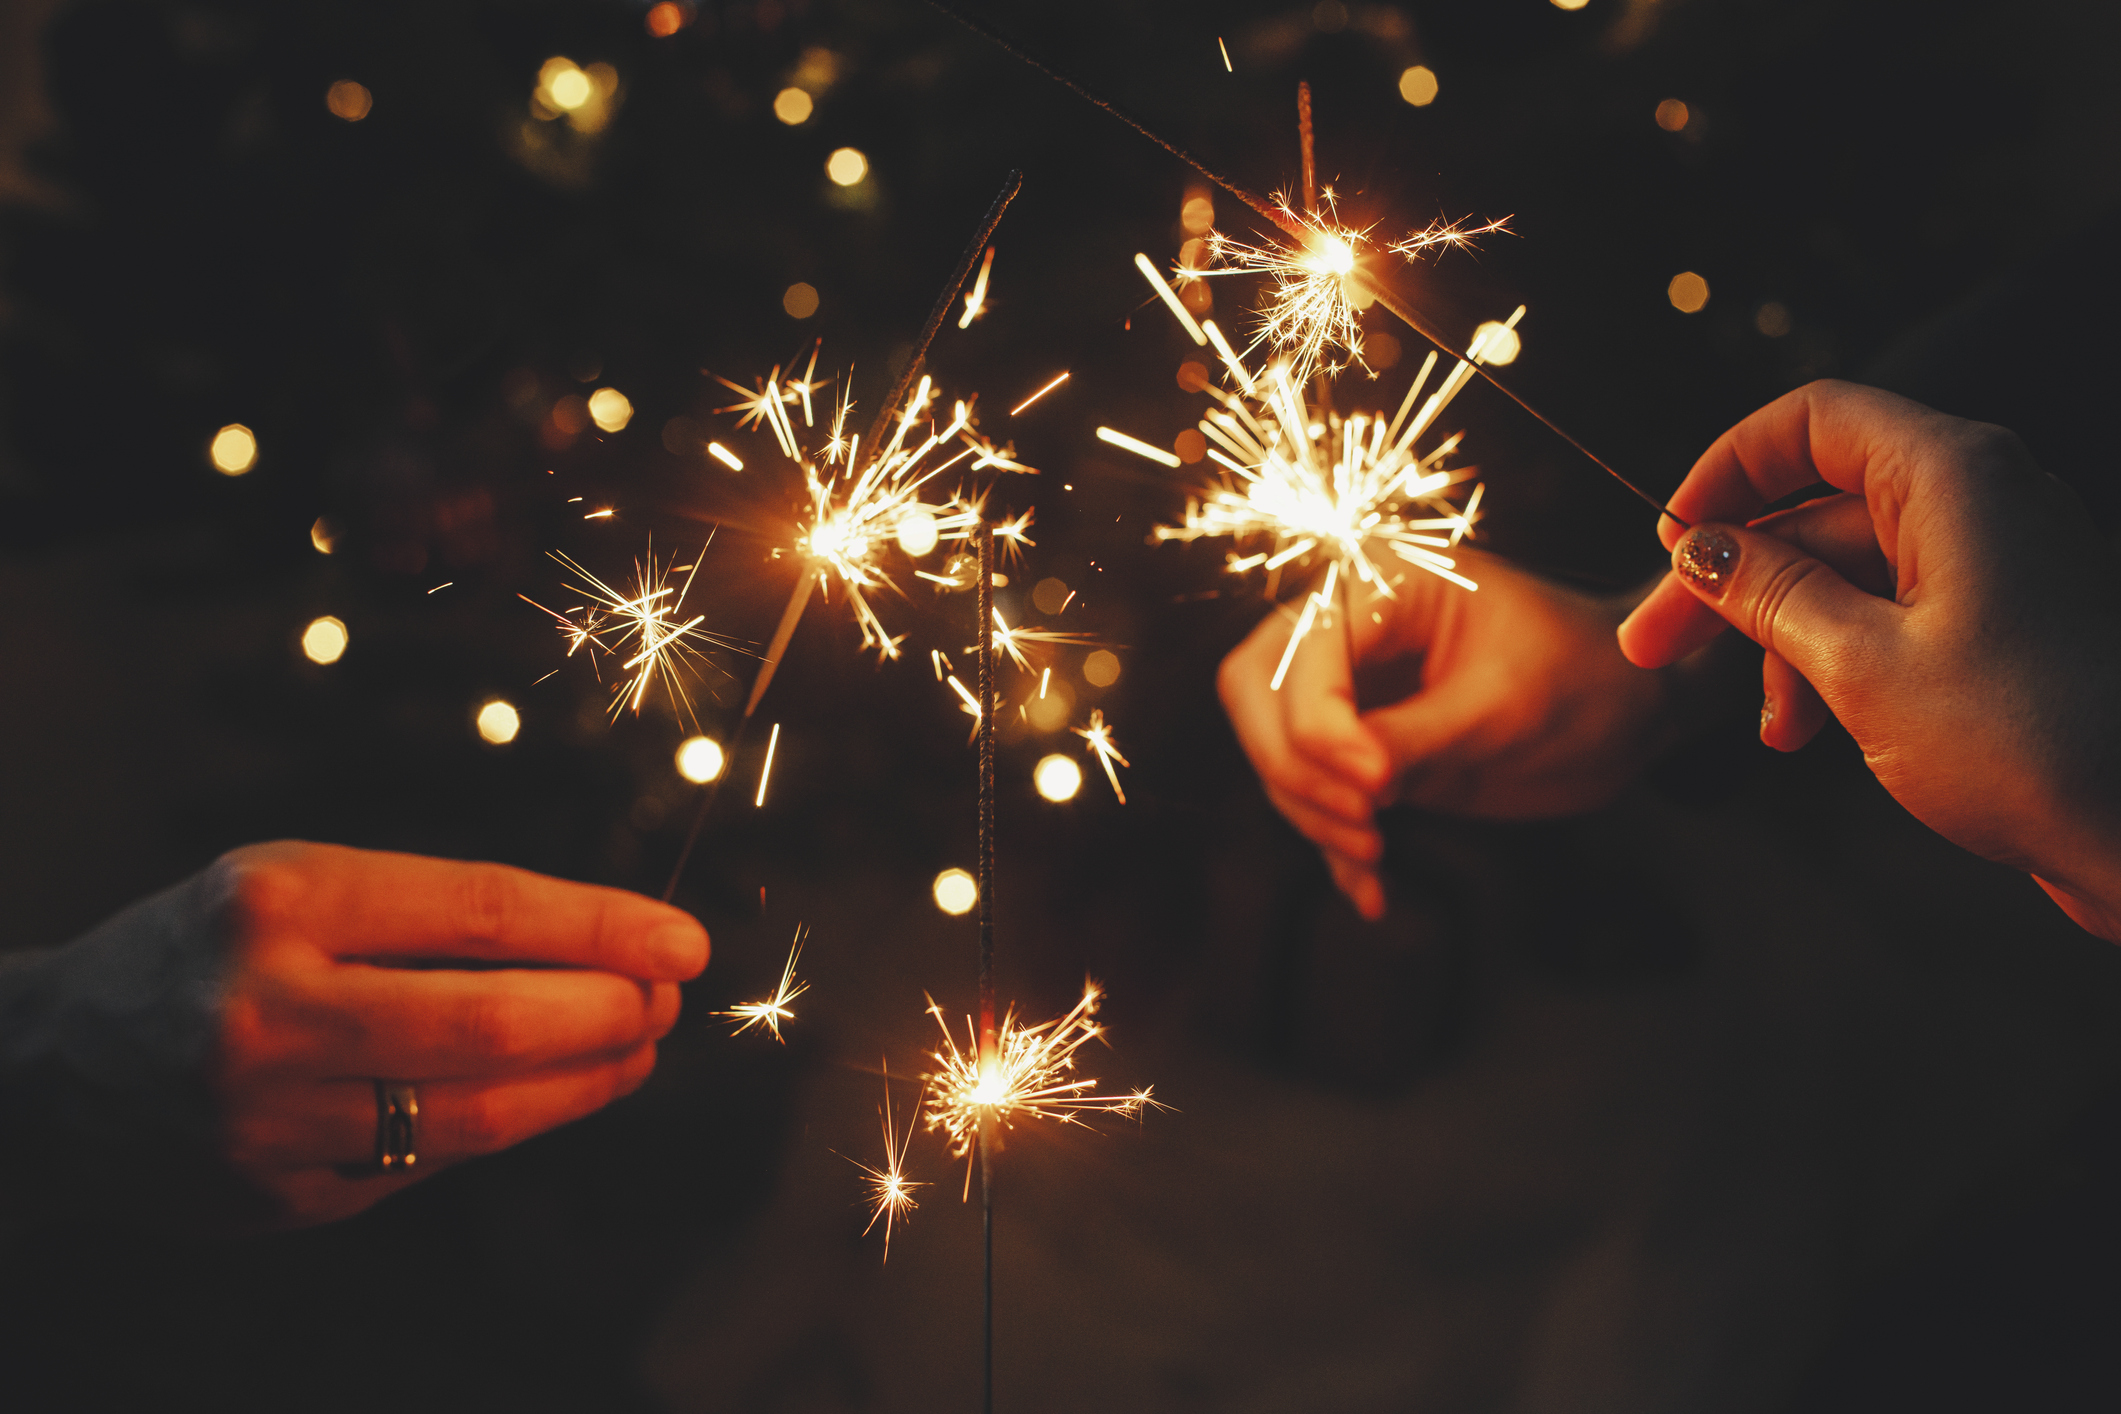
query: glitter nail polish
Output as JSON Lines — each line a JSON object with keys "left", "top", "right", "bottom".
{"left": 1675, "top": 526, "right": 1739, "bottom": 596}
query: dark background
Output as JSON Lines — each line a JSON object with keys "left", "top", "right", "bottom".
{"left": 3, "top": 0, "right": 2121, "bottom": 1409}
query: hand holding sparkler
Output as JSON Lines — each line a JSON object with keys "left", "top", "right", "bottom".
{"left": 1618, "top": 381, "right": 2121, "bottom": 942}
{"left": 1220, "top": 550, "right": 1692, "bottom": 920}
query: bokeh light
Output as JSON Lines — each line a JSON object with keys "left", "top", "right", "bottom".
{"left": 210, "top": 424, "right": 257, "bottom": 475}
{"left": 1026, "top": 678, "right": 1073, "bottom": 732}
{"left": 676, "top": 735, "right": 725, "bottom": 783}
{"left": 1755, "top": 301, "right": 1793, "bottom": 337}
{"left": 1472, "top": 320, "right": 1522, "bottom": 365}
{"left": 1034, "top": 754, "right": 1083, "bottom": 802}
{"left": 774, "top": 88, "right": 814, "bottom": 125}
{"left": 826, "top": 147, "right": 868, "bottom": 186}
{"left": 587, "top": 387, "right": 633, "bottom": 432}
{"left": 1032, "top": 577, "right": 1070, "bottom": 615}
{"left": 933, "top": 868, "right": 978, "bottom": 916}
{"left": 783, "top": 281, "right": 820, "bottom": 318}
{"left": 896, "top": 508, "right": 940, "bottom": 557}
{"left": 301, "top": 616, "right": 347, "bottom": 665}
{"left": 1181, "top": 194, "right": 1215, "bottom": 235}
{"left": 1174, "top": 429, "right": 1207, "bottom": 464}
{"left": 1655, "top": 98, "right": 1690, "bottom": 132}
{"left": 310, "top": 517, "right": 334, "bottom": 554}
{"left": 326, "top": 81, "right": 372, "bottom": 122}
{"left": 645, "top": 2, "right": 693, "bottom": 37}
{"left": 1398, "top": 66, "right": 1439, "bottom": 107}
{"left": 1668, "top": 271, "right": 1711, "bottom": 314}
{"left": 476, "top": 700, "right": 521, "bottom": 745}
{"left": 1551, "top": 0, "right": 1590, "bottom": 9}
{"left": 1083, "top": 650, "right": 1121, "bottom": 687}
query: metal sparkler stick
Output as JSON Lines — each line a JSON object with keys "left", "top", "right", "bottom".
{"left": 975, "top": 516, "right": 998, "bottom": 1414}
{"left": 660, "top": 172, "right": 1027, "bottom": 904}
{"left": 921, "top": 0, "right": 1688, "bottom": 530}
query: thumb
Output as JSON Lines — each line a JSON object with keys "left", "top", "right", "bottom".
{"left": 1669, "top": 523, "right": 1899, "bottom": 691}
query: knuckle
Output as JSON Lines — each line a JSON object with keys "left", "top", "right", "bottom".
{"left": 1749, "top": 555, "right": 1824, "bottom": 649}
{"left": 207, "top": 850, "right": 310, "bottom": 943}
{"left": 461, "top": 991, "right": 536, "bottom": 1065}
{"left": 454, "top": 864, "right": 522, "bottom": 942}
{"left": 450, "top": 1090, "right": 515, "bottom": 1153}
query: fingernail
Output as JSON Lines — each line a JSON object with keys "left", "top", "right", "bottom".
{"left": 649, "top": 922, "right": 707, "bottom": 976}
{"left": 1760, "top": 696, "right": 1775, "bottom": 734}
{"left": 1674, "top": 526, "right": 1739, "bottom": 597}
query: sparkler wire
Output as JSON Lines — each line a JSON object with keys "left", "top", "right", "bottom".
{"left": 660, "top": 174, "right": 1027, "bottom": 905}
{"left": 923, "top": 0, "right": 1688, "bottom": 529}
{"left": 975, "top": 518, "right": 998, "bottom": 1414}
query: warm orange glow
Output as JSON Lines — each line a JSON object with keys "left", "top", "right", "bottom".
{"left": 782, "top": 282, "right": 820, "bottom": 318}
{"left": 1398, "top": 65, "right": 1439, "bottom": 107}
{"left": 1181, "top": 194, "right": 1215, "bottom": 235}
{"left": 1655, "top": 98, "right": 1690, "bottom": 132}
{"left": 645, "top": 2, "right": 693, "bottom": 37}
{"left": 1755, "top": 301, "right": 1792, "bottom": 337}
{"left": 326, "top": 81, "right": 372, "bottom": 122}
{"left": 1668, "top": 271, "right": 1711, "bottom": 313}
{"left": 310, "top": 517, "right": 334, "bottom": 554}
{"left": 773, "top": 87, "right": 814, "bottom": 125}
{"left": 1032, "top": 577, "right": 1069, "bottom": 615}
{"left": 1471, "top": 319, "right": 1521, "bottom": 366}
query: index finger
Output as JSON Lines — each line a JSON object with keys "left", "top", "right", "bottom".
{"left": 1659, "top": 380, "right": 1940, "bottom": 550}
{"left": 220, "top": 844, "right": 710, "bottom": 981}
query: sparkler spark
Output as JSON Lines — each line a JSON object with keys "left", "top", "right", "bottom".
{"left": 1187, "top": 198, "right": 1511, "bottom": 383}
{"left": 715, "top": 926, "right": 807, "bottom": 1042}
{"left": 1073, "top": 708, "right": 1131, "bottom": 804}
{"left": 957, "top": 245, "right": 996, "bottom": 328}
{"left": 1009, "top": 370, "right": 1070, "bottom": 416}
{"left": 980, "top": 607, "right": 1098, "bottom": 674}
{"left": 843, "top": 1064, "right": 927, "bottom": 1260}
{"left": 519, "top": 544, "right": 739, "bottom": 727}
{"left": 922, "top": 981, "right": 1156, "bottom": 1168}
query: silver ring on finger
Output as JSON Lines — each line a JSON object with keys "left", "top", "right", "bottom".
{"left": 374, "top": 1079, "right": 419, "bottom": 1171}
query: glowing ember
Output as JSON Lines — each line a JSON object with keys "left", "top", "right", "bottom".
{"left": 716, "top": 927, "right": 808, "bottom": 1042}
{"left": 921, "top": 981, "right": 1156, "bottom": 1166}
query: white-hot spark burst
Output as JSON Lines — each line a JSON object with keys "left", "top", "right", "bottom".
{"left": 715, "top": 927, "right": 809, "bottom": 1043}
{"left": 922, "top": 982, "right": 1156, "bottom": 1170}
{"left": 843, "top": 1063, "right": 926, "bottom": 1261}
{"left": 716, "top": 356, "right": 1032, "bottom": 662}
{"left": 1073, "top": 708, "right": 1131, "bottom": 804}
{"left": 1188, "top": 196, "right": 1509, "bottom": 383}
{"left": 1114, "top": 269, "right": 1525, "bottom": 689}
{"left": 520, "top": 544, "right": 739, "bottom": 726}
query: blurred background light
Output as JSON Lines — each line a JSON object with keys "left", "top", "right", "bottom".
{"left": 676, "top": 735, "right": 725, "bottom": 783}
{"left": 782, "top": 282, "right": 819, "bottom": 318}
{"left": 587, "top": 387, "right": 633, "bottom": 432}
{"left": 326, "top": 80, "right": 372, "bottom": 122}
{"left": 644, "top": 2, "right": 693, "bottom": 38}
{"left": 309, "top": 517, "right": 334, "bottom": 554}
{"left": 476, "top": 700, "right": 520, "bottom": 745}
{"left": 773, "top": 88, "right": 813, "bottom": 125}
{"left": 1668, "top": 271, "right": 1711, "bottom": 313}
{"left": 209, "top": 424, "right": 256, "bottom": 475}
{"left": 301, "top": 615, "right": 347, "bottom": 665}
{"left": 1655, "top": 98, "right": 1691, "bottom": 132}
{"left": 932, "top": 867, "right": 977, "bottom": 915}
{"left": 1473, "top": 320, "right": 1522, "bottom": 365}
{"left": 1034, "top": 754, "right": 1082, "bottom": 802}
{"left": 1083, "top": 650, "right": 1121, "bottom": 687}
{"left": 1756, "top": 301, "right": 1793, "bottom": 337}
{"left": 1398, "top": 66, "right": 1439, "bottom": 107}
{"left": 825, "top": 147, "right": 867, "bottom": 186}
{"left": 896, "top": 508, "right": 939, "bottom": 557}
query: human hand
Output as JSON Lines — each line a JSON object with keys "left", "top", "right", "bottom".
{"left": 3, "top": 841, "right": 708, "bottom": 1230}
{"left": 1617, "top": 380, "right": 2121, "bottom": 939}
{"left": 1220, "top": 549, "right": 1680, "bottom": 920}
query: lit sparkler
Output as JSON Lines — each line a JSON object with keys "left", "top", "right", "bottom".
{"left": 1189, "top": 199, "right": 1511, "bottom": 383}
{"left": 843, "top": 1064, "right": 927, "bottom": 1261}
{"left": 921, "top": 981, "right": 1156, "bottom": 1168}
{"left": 715, "top": 926, "right": 807, "bottom": 1042}
{"left": 520, "top": 543, "right": 739, "bottom": 727}
{"left": 981, "top": 606, "right": 1098, "bottom": 675}
{"left": 1072, "top": 709, "right": 1131, "bottom": 804}
{"left": 1112, "top": 272, "right": 1511, "bottom": 687}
